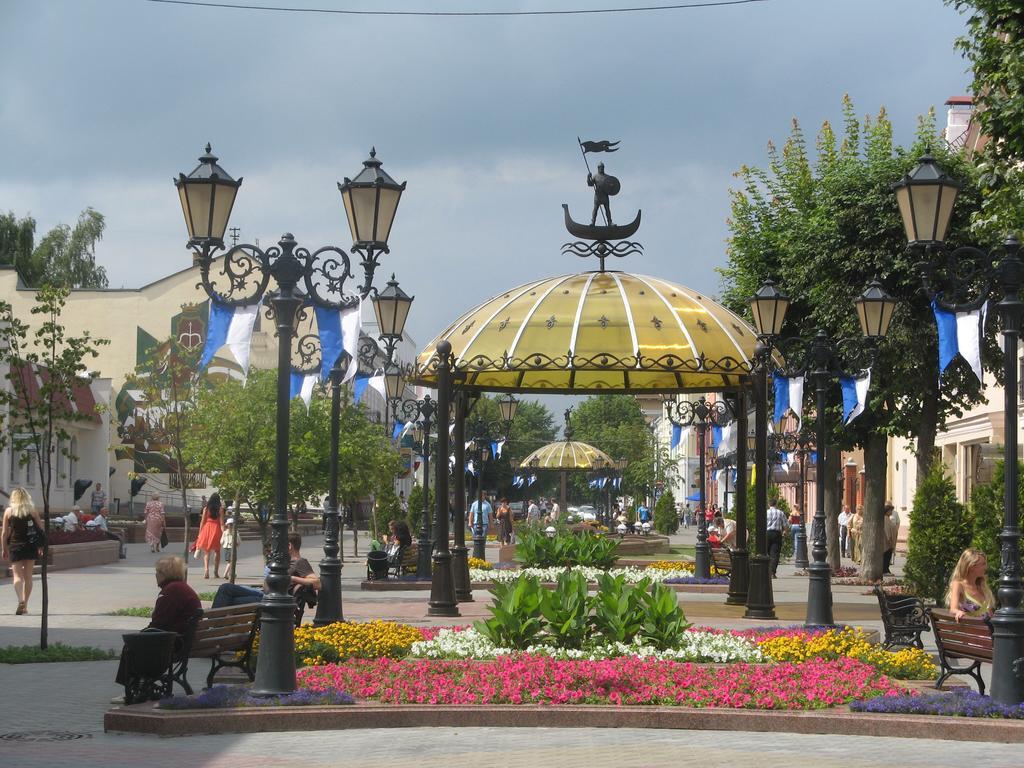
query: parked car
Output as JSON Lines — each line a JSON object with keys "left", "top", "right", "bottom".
{"left": 510, "top": 501, "right": 526, "bottom": 521}
{"left": 577, "top": 505, "right": 598, "bottom": 522}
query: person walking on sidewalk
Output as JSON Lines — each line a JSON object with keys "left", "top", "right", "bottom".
{"left": 144, "top": 493, "right": 167, "bottom": 553}
{"left": 2, "top": 488, "right": 45, "bottom": 615}
{"left": 766, "top": 501, "right": 788, "bottom": 578}
{"left": 194, "top": 493, "right": 224, "bottom": 579}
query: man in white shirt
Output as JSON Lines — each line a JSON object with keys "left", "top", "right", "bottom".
{"left": 526, "top": 499, "right": 541, "bottom": 524}
{"left": 469, "top": 496, "right": 493, "bottom": 539}
{"left": 548, "top": 501, "right": 560, "bottom": 523}
{"left": 766, "top": 502, "right": 788, "bottom": 578}
{"left": 838, "top": 508, "right": 850, "bottom": 559}
{"left": 62, "top": 507, "right": 80, "bottom": 533}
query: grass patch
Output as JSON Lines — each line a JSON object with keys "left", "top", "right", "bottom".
{"left": 0, "top": 643, "right": 117, "bottom": 664}
{"left": 197, "top": 591, "right": 217, "bottom": 602}
{"left": 108, "top": 606, "right": 153, "bottom": 617}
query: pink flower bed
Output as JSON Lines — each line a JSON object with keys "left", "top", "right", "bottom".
{"left": 297, "top": 655, "right": 905, "bottom": 708}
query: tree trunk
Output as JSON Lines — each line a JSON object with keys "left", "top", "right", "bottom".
{"left": 40, "top": 502, "right": 49, "bottom": 650}
{"left": 915, "top": 356, "right": 939, "bottom": 485}
{"left": 178, "top": 476, "right": 190, "bottom": 582}
{"left": 824, "top": 443, "right": 842, "bottom": 572}
{"left": 860, "top": 430, "right": 888, "bottom": 582}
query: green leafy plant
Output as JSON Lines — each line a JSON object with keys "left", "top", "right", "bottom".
{"left": 636, "top": 582, "right": 691, "bottom": 649}
{"left": 517, "top": 527, "right": 619, "bottom": 568}
{"left": 474, "top": 576, "right": 544, "bottom": 649}
{"left": 590, "top": 572, "right": 644, "bottom": 644}
{"left": 905, "top": 463, "right": 973, "bottom": 603}
{"left": 970, "top": 461, "right": 1024, "bottom": 597}
{"left": 539, "top": 569, "right": 592, "bottom": 649}
{"left": 0, "top": 643, "right": 116, "bottom": 663}
{"left": 654, "top": 490, "right": 679, "bottom": 535}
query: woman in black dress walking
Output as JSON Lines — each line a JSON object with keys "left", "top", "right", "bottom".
{"left": 2, "top": 487, "right": 45, "bottom": 615}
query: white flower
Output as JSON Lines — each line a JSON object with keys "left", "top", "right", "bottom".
{"left": 468, "top": 565, "right": 695, "bottom": 584}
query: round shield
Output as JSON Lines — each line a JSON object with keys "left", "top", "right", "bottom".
{"left": 599, "top": 174, "right": 621, "bottom": 196}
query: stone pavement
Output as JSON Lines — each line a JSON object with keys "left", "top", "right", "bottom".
{"left": 0, "top": 528, "right": 1004, "bottom": 765}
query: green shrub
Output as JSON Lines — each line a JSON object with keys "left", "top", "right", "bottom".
{"left": 539, "top": 570, "right": 591, "bottom": 649}
{"left": 654, "top": 490, "right": 679, "bottom": 535}
{"left": 970, "top": 460, "right": 1024, "bottom": 597}
{"left": 107, "top": 606, "right": 153, "bottom": 617}
{"left": 637, "top": 581, "right": 691, "bottom": 649}
{"left": 373, "top": 488, "right": 402, "bottom": 541}
{"left": 904, "top": 463, "right": 973, "bottom": 604}
{"left": 0, "top": 643, "right": 117, "bottom": 663}
{"left": 591, "top": 572, "right": 645, "bottom": 644}
{"left": 407, "top": 484, "right": 434, "bottom": 537}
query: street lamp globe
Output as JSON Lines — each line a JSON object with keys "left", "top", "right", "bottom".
{"left": 498, "top": 393, "right": 519, "bottom": 424}
{"left": 855, "top": 279, "right": 898, "bottom": 339}
{"left": 175, "top": 144, "right": 242, "bottom": 246}
{"left": 338, "top": 148, "right": 407, "bottom": 251}
{"left": 383, "top": 362, "right": 404, "bottom": 403}
{"left": 373, "top": 273, "right": 414, "bottom": 341}
{"left": 892, "top": 154, "right": 961, "bottom": 246}
{"left": 749, "top": 279, "right": 790, "bottom": 337}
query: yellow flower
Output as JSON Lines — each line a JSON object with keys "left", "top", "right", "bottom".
{"left": 467, "top": 557, "right": 493, "bottom": 571}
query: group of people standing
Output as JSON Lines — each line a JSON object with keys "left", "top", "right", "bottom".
{"left": 837, "top": 502, "right": 900, "bottom": 573}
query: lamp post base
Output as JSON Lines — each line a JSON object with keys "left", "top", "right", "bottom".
{"left": 989, "top": 607, "right": 1024, "bottom": 704}
{"left": 250, "top": 594, "right": 298, "bottom": 695}
{"left": 726, "top": 547, "right": 749, "bottom": 605}
{"left": 416, "top": 534, "right": 432, "bottom": 581}
{"left": 805, "top": 561, "right": 835, "bottom": 627}
{"left": 472, "top": 534, "right": 486, "bottom": 561}
{"left": 793, "top": 528, "right": 809, "bottom": 570}
{"left": 312, "top": 558, "right": 343, "bottom": 626}
{"left": 744, "top": 554, "right": 776, "bottom": 620}
{"left": 452, "top": 544, "right": 473, "bottom": 602}
{"left": 694, "top": 541, "right": 711, "bottom": 581}
{"left": 427, "top": 551, "right": 460, "bottom": 617}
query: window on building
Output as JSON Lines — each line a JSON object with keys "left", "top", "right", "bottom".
{"left": 9, "top": 447, "right": 19, "bottom": 486}
{"left": 69, "top": 437, "right": 77, "bottom": 486}
{"left": 1019, "top": 357, "right": 1024, "bottom": 402}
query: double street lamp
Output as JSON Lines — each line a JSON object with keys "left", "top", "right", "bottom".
{"left": 894, "top": 155, "right": 1024, "bottom": 704}
{"left": 767, "top": 429, "right": 815, "bottom": 570}
{"left": 749, "top": 278, "right": 897, "bottom": 626}
{"left": 176, "top": 144, "right": 406, "bottom": 694}
{"left": 664, "top": 395, "right": 734, "bottom": 580}
{"left": 467, "top": 394, "right": 519, "bottom": 560}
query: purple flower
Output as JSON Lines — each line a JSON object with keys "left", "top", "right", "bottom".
{"left": 159, "top": 685, "right": 354, "bottom": 710}
{"left": 662, "top": 576, "right": 730, "bottom": 585}
{"left": 850, "top": 689, "right": 1024, "bottom": 719}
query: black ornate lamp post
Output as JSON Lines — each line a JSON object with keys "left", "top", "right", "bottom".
{"left": 894, "top": 155, "right": 1024, "bottom": 704}
{"left": 664, "top": 395, "right": 733, "bottom": 580}
{"left": 468, "top": 394, "right": 518, "bottom": 560}
{"left": 403, "top": 396, "right": 438, "bottom": 580}
{"left": 750, "top": 278, "right": 896, "bottom": 627}
{"left": 176, "top": 145, "right": 403, "bottom": 692}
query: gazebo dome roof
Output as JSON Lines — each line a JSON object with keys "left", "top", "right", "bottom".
{"left": 415, "top": 271, "right": 756, "bottom": 393}
{"left": 520, "top": 441, "right": 613, "bottom": 471}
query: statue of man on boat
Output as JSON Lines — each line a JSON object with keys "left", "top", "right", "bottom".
{"left": 564, "top": 138, "right": 641, "bottom": 241}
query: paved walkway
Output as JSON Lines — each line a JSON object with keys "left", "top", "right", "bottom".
{"left": 0, "top": 528, "right": 1003, "bottom": 765}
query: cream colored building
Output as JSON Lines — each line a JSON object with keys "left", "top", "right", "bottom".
{"left": 1, "top": 261, "right": 420, "bottom": 512}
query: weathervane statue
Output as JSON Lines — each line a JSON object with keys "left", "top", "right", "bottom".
{"left": 562, "top": 138, "right": 643, "bottom": 270}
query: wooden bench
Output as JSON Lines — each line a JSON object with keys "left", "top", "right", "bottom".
{"left": 873, "top": 585, "right": 930, "bottom": 650}
{"left": 928, "top": 607, "right": 992, "bottom": 694}
{"left": 189, "top": 603, "right": 261, "bottom": 689}
{"left": 711, "top": 546, "right": 733, "bottom": 576}
{"left": 388, "top": 544, "right": 418, "bottom": 578}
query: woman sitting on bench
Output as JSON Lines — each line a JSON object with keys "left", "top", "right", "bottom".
{"left": 383, "top": 520, "right": 412, "bottom": 562}
{"left": 947, "top": 547, "right": 994, "bottom": 621}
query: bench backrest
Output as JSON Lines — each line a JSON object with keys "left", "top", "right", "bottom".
{"left": 191, "top": 603, "right": 260, "bottom": 657}
{"left": 711, "top": 548, "right": 732, "bottom": 566}
{"left": 873, "top": 586, "right": 929, "bottom": 626}
{"left": 929, "top": 607, "right": 993, "bottom": 661}
{"left": 402, "top": 544, "right": 418, "bottom": 568}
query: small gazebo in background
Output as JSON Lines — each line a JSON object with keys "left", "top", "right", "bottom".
{"left": 519, "top": 408, "right": 614, "bottom": 514}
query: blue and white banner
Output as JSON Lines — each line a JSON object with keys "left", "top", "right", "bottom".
{"left": 313, "top": 305, "right": 343, "bottom": 381}
{"left": 199, "top": 299, "right": 261, "bottom": 374}
{"left": 289, "top": 370, "right": 317, "bottom": 409}
{"left": 711, "top": 425, "right": 722, "bottom": 453}
{"left": 670, "top": 424, "right": 682, "bottom": 451}
{"left": 353, "top": 369, "right": 386, "bottom": 404}
{"left": 491, "top": 439, "right": 506, "bottom": 459}
{"left": 340, "top": 300, "right": 362, "bottom": 384}
{"left": 840, "top": 369, "right": 872, "bottom": 424}
{"left": 772, "top": 372, "right": 804, "bottom": 424}
{"left": 612, "top": 476, "right": 622, "bottom": 490}
{"left": 933, "top": 299, "right": 987, "bottom": 383}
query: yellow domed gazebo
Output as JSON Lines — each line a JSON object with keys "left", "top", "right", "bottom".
{"left": 519, "top": 431, "right": 616, "bottom": 514}
{"left": 414, "top": 270, "right": 757, "bottom": 394}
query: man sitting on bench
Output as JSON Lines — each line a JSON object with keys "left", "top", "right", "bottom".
{"left": 211, "top": 533, "right": 319, "bottom": 608}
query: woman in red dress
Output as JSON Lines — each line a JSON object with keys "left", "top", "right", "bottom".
{"left": 194, "top": 493, "right": 224, "bottom": 579}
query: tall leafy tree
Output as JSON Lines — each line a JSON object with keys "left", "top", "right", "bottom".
{"left": 0, "top": 287, "right": 109, "bottom": 648}
{"left": 947, "top": 1, "right": 1024, "bottom": 241}
{"left": 719, "top": 97, "right": 988, "bottom": 580}
{"left": 0, "top": 208, "right": 107, "bottom": 289}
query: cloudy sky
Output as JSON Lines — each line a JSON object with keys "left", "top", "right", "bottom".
{"left": 2, "top": 0, "right": 973, "bottom": 350}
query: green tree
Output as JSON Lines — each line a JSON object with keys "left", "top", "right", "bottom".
{"left": 0, "top": 209, "right": 108, "bottom": 289}
{"left": 719, "top": 97, "right": 989, "bottom": 581}
{"left": 905, "top": 463, "right": 974, "bottom": 603}
{"left": 947, "top": 2, "right": 1024, "bottom": 242}
{"left": 407, "top": 483, "right": 434, "bottom": 538}
{"left": 653, "top": 489, "right": 678, "bottom": 534}
{"left": 570, "top": 395, "right": 670, "bottom": 501}
{"left": 0, "top": 287, "right": 109, "bottom": 648}
{"left": 126, "top": 338, "right": 204, "bottom": 567}
{"left": 969, "top": 460, "right": 1024, "bottom": 596}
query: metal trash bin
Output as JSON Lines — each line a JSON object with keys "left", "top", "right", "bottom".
{"left": 366, "top": 550, "right": 390, "bottom": 580}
